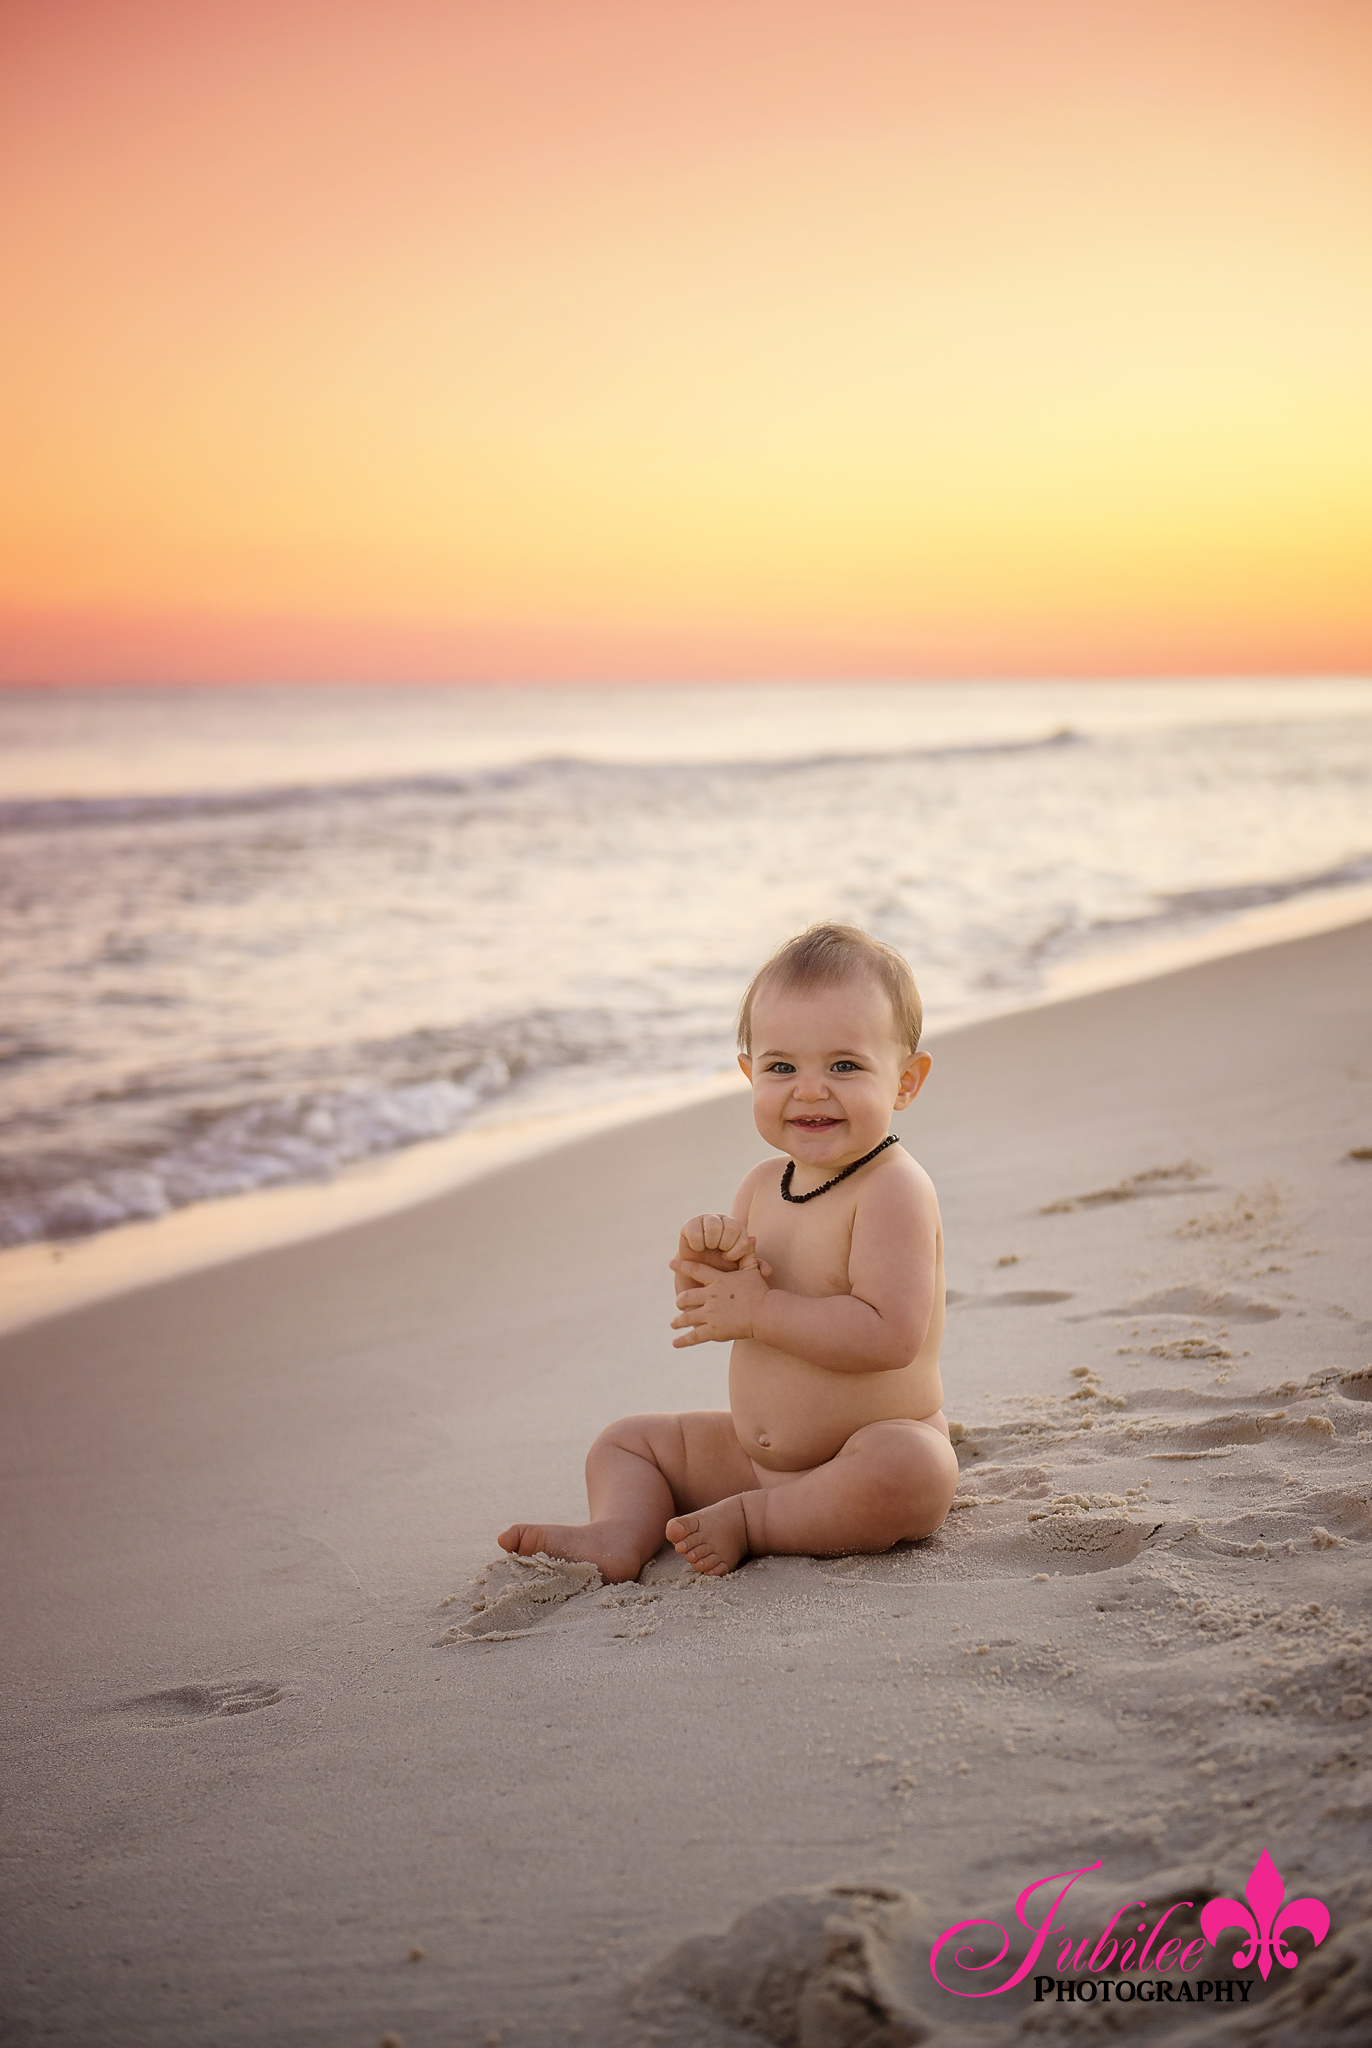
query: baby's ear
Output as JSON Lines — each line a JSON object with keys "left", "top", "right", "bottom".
{"left": 737, "top": 1054, "right": 753, "bottom": 1081}
{"left": 895, "top": 1050, "right": 932, "bottom": 1108}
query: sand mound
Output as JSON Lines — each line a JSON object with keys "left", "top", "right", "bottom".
{"left": 628, "top": 1883, "right": 942, "bottom": 2047}
{"left": 438, "top": 1551, "right": 602, "bottom": 1641}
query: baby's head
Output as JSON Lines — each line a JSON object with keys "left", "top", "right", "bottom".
{"left": 737, "top": 923, "right": 922, "bottom": 1062}
{"left": 736, "top": 925, "right": 930, "bottom": 1163}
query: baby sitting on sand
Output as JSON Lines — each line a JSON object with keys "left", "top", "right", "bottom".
{"left": 498, "top": 923, "right": 958, "bottom": 1580}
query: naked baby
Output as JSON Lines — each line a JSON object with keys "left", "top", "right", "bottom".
{"left": 498, "top": 923, "right": 959, "bottom": 1580}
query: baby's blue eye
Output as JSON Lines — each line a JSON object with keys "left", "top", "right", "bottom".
{"left": 831, "top": 1060, "right": 861, "bottom": 1072}
{"left": 767, "top": 1061, "right": 796, "bottom": 1073}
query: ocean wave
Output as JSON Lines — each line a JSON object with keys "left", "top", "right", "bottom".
{"left": 961, "top": 850, "right": 1372, "bottom": 997}
{"left": 0, "top": 1006, "right": 724, "bottom": 1247}
{"left": 1082, "top": 850, "right": 1372, "bottom": 944}
{"left": 0, "top": 727, "right": 1083, "bottom": 834}
{"left": 0, "top": 1075, "right": 494, "bottom": 1244}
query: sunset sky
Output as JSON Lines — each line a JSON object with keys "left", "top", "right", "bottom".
{"left": 1, "top": 0, "right": 1369, "bottom": 683}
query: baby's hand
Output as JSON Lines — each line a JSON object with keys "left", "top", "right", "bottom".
{"left": 679, "top": 1213, "right": 753, "bottom": 1263}
{"left": 669, "top": 1258, "right": 771, "bottom": 1348}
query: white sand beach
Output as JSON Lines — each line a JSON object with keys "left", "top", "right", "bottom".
{"left": 3, "top": 919, "right": 1370, "bottom": 2046}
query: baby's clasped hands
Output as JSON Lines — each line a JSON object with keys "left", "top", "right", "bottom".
{"left": 676, "top": 1212, "right": 759, "bottom": 1263}
{"left": 669, "top": 1214, "right": 773, "bottom": 1349}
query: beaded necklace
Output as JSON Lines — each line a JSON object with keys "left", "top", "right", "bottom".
{"left": 779, "top": 1132, "right": 899, "bottom": 1203}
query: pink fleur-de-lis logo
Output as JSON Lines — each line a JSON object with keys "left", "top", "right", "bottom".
{"left": 1200, "top": 1849, "right": 1330, "bottom": 1979}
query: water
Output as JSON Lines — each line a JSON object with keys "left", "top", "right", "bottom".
{"left": 2, "top": 680, "right": 1369, "bottom": 1249}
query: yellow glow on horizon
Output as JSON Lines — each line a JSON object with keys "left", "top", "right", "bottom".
{"left": 2, "top": 0, "right": 1370, "bottom": 680}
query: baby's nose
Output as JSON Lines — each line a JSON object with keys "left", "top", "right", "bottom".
{"left": 793, "top": 1073, "right": 829, "bottom": 1099}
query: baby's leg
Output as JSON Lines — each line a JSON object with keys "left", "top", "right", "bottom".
{"left": 666, "top": 1417, "right": 958, "bottom": 1575}
{"left": 498, "top": 1410, "right": 754, "bottom": 1584}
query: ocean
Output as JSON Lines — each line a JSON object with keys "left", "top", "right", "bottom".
{"left": 2, "top": 679, "right": 1369, "bottom": 1250}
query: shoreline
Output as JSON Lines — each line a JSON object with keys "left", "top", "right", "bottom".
{"left": 4, "top": 875, "right": 1371, "bottom": 1339}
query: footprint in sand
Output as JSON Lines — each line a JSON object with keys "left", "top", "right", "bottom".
{"left": 120, "top": 1680, "right": 285, "bottom": 1720}
{"left": 988, "top": 1287, "right": 1074, "bottom": 1307}
{"left": 1040, "top": 1161, "right": 1212, "bottom": 1212}
{"left": 946, "top": 1288, "right": 1074, "bottom": 1308}
{"left": 1090, "top": 1284, "right": 1282, "bottom": 1324}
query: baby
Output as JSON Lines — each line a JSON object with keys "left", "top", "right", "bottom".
{"left": 498, "top": 923, "right": 959, "bottom": 1580}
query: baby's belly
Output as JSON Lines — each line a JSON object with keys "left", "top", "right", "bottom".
{"left": 729, "top": 1337, "right": 944, "bottom": 1471}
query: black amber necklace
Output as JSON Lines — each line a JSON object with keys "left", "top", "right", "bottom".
{"left": 780, "top": 1132, "right": 899, "bottom": 1203}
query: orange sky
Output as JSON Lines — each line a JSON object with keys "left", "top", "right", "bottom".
{"left": 1, "top": 0, "right": 1369, "bottom": 682}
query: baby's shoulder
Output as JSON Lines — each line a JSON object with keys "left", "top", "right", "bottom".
{"left": 735, "top": 1156, "right": 781, "bottom": 1216}
{"left": 853, "top": 1146, "right": 940, "bottom": 1227}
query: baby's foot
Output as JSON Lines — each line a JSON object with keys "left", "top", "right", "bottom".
{"left": 666, "top": 1497, "right": 750, "bottom": 1577}
{"left": 497, "top": 1520, "right": 644, "bottom": 1586}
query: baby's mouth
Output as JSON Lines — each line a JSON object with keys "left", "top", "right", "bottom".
{"left": 790, "top": 1114, "right": 842, "bottom": 1129}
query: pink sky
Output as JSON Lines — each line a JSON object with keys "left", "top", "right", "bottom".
{"left": 2, "top": 0, "right": 1369, "bottom": 682}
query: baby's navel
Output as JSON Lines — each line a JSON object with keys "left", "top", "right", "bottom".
{"left": 757, "top": 1434, "right": 771, "bottom": 1448}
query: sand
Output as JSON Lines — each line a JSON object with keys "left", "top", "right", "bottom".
{"left": 2, "top": 920, "right": 1370, "bottom": 2046}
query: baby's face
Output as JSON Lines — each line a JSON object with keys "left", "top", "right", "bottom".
{"left": 740, "top": 973, "right": 930, "bottom": 1171}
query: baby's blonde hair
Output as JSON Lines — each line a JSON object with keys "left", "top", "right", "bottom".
{"left": 737, "top": 923, "right": 923, "bottom": 1057}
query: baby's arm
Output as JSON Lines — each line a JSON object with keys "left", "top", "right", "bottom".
{"left": 671, "top": 1168, "right": 937, "bottom": 1371}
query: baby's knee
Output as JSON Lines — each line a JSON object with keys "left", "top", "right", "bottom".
{"left": 587, "top": 1412, "right": 681, "bottom": 1467}
{"left": 862, "top": 1421, "right": 958, "bottom": 1537}
{"left": 588, "top": 1413, "right": 648, "bottom": 1460}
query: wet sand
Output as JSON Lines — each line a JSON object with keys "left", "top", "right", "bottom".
{"left": 2, "top": 920, "right": 1370, "bottom": 2046}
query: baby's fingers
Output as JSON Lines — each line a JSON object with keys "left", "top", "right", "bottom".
{"left": 672, "top": 1257, "right": 722, "bottom": 1285}
{"left": 671, "top": 1310, "right": 716, "bottom": 1343}
{"left": 681, "top": 1213, "right": 728, "bottom": 1252}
